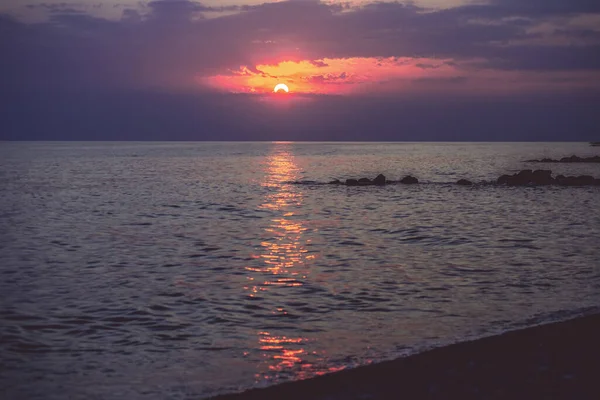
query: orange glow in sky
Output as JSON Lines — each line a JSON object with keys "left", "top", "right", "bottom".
{"left": 203, "top": 57, "right": 464, "bottom": 95}
{"left": 202, "top": 56, "right": 600, "bottom": 96}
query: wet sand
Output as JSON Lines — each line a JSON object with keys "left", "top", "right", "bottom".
{"left": 211, "top": 314, "right": 600, "bottom": 400}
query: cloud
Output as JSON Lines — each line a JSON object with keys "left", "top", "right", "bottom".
{"left": 205, "top": 56, "right": 600, "bottom": 95}
{"left": 1, "top": 1, "right": 600, "bottom": 139}
{"left": 412, "top": 76, "right": 468, "bottom": 84}
{"left": 309, "top": 60, "right": 329, "bottom": 67}
{"left": 2, "top": 0, "right": 599, "bottom": 93}
{"left": 489, "top": 0, "right": 600, "bottom": 15}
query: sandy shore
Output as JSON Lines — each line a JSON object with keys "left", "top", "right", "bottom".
{"left": 211, "top": 313, "right": 600, "bottom": 400}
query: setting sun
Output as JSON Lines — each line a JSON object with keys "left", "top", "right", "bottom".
{"left": 274, "top": 83, "right": 289, "bottom": 93}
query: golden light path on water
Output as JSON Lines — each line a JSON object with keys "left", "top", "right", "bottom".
{"left": 244, "top": 144, "right": 343, "bottom": 383}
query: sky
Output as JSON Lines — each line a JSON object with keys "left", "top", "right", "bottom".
{"left": 1, "top": 0, "right": 600, "bottom": 140}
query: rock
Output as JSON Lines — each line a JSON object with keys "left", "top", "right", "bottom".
{"left": 576, "top": 175, "right": 596, "bottom": 186}
{"left": 560, "top": 156, "right": 582, "bottom": 163}
{"left": 497, "top": 175, "right": 512, "bottom": 185}
{"left": 400, "top": 176, "right": 419, "bottom": 184}
{"left": 457, "top": 179, "right": 473, "bottom": 186}
{"left": 532, "top": 169, "right": 552, "bottom": 178}
{"left": 515, "top": 170, "right": 534, "bottom": 184}
{"left": 555, "top": 175, "right": 567, "bottom": 185}
{"left": 358, "top": 178, "right": 372, "bottom": 185}
{"left": 498, "top": 171, "right": 599, "bottom": 187}
{"left": 346, "top": 179, "right": 359, "bottom": 186}
{"left": 498, "top": 170, "right": 533, "bottom": 186}
{"left": 497, "top": 170, "right": 556, "bottom": 186}
{"left": 559, "top": 176, "right": 578, "bottom": 186}
{"left": 532, "top": 170, "right": 554, "bottom": 185}
{"left": 528, "top": 155, "right": 600, "bottom": 163}
{"left": 373, "top": 174, "right": 386, "bottom": 186}
{"left": 557, "top": 175, "right": 596, "bottom": 186}
{"left": 328, "top": 179, "right": 341, "bottom": 185}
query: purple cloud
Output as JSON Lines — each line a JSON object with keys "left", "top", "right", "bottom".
{"left": 2, "top": 0, "right": 599, "bottom": 91}
{"left": 1, "top": 1, "right": 600, "bottom": 140}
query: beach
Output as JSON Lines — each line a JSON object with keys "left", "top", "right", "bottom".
{"left": 213, "top": 313, "right": 600, "bottom": 400}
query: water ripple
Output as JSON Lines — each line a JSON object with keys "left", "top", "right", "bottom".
{"left": 0, "top": 141, "right": 599, "bottom": 399}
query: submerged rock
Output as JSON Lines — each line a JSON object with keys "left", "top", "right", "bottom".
{"left": 497, "top": 170, "right": 554, "bottom": 186}
{"left": 328, "top": 179, "right": 341, "bottom": 185}
{"left": 497, "top": 170, "right": 599, "bottom": 186}
{"left": 557, "top": 175, "right": 597, "bottom": 186}
{"left": 400, "top": 176, "right": 419, "bottom": 184}
{"left": 578, "top": 176, "right": 596, "bottom": 185}
{"left": 497, "top": 175, "right": 512, "bottom": 185}
{"left": 527, "top": 155, "right": 600, "bottom": 163}
{"left": 457, "top": 179, "right": 473, "bottom": 186}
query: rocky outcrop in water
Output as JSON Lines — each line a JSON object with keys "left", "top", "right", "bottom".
{"left": 330, "top": 174, "right": 422, "bottom": 186}
{"left": 318, "top": 171, "right": 600, "bottom": 187}
{"left": 344, "top": 175, "right": 389, "bottom": 186}
{"left": 373, "top": 174, "right": 387, "bottom": 186}
{"left": 497, "top": 170, "right": 600, "bottom": 186}
{"left": 400, "top": 176, "right": 419, "bottom": 184}
{"left": 498, "top": 170, "right": 551, "bottom": 186}
{"left": 457, "top": 179, "right": 473, "bottom": 186}
{"left": 555, "top": 175, "right": 598, "bottom": 186}
{"left": 526, "top": 155, "right": 600, "bottom": 163}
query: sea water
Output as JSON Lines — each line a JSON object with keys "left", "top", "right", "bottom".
{"left": 1, "top": 142, "right": 599, "bottom": 399}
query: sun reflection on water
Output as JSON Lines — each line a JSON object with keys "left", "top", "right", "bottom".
{"left": 244, "top": 144, "right": 318, "bottom": 382}
{"left": 246, "top": 145, "right": 309, "bottom": 287}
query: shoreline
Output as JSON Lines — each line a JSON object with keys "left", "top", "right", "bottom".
{"left": 211, "top": 313, "right": 600, "bottom": 400}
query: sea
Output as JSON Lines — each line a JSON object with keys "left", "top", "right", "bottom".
{"left": 1, "top": 141, "right": 599, "bottom": 399}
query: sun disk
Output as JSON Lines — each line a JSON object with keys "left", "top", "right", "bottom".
{"left": 274, "top": 83, "right": 289, "bottom": 93}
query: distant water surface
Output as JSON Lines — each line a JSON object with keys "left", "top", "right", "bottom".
{"left": 1, "top": 142, "right": 599, "bottom": 399}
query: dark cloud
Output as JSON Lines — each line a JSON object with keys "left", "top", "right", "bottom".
{"left": 2, "top": 89, "right": 599, "bottom": 141}
{"left": 490, "top": 0, "right": 600, "bottom": 15}
{"left": 308, "top": 72, "right": 348, "bottom": 83}
{"left": 483, "top": 45, "right": 600, "bottom": 71}
{"left": 2, "top": 0, "right": 599, "bottom": 90}
{"left": 25, "top": 2, "right": 102, "bottom": 12}
{"left": 415, "top": 63, "right": 443, "bottom": 69}
{"left": 411, "top": 76, "right": 468, "bottom": 84}
{"left": 310, "top": 60, "right": 329, "bottom": 67}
